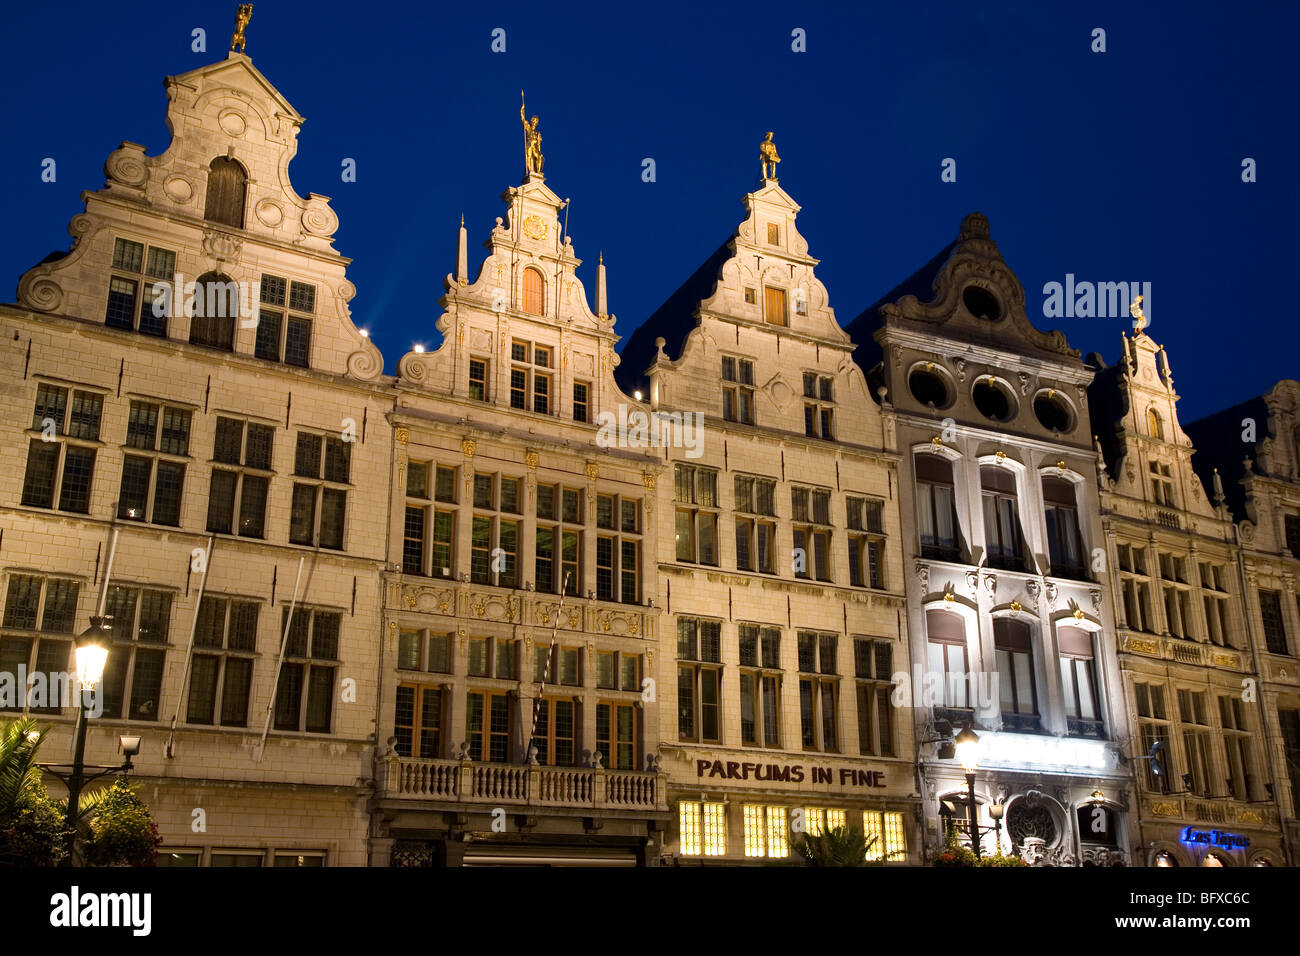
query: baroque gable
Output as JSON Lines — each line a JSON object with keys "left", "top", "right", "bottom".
{"left": 15, "top": 52, "right": 381, "bottom": 381}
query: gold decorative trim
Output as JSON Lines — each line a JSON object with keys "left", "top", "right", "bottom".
{"left": 585, "top": 463, "right": 599, "bottom": 481}
{"left": 525, "top": 451, "right": 540, "bottom": 470}
{"left": 1126, "top": 638, "right": 1160, "bottom": 654}
{"left": 1150, "top": 802, "right": 1181, "bottom": 817}
{"left": 462, "top": 438, "right": 477, "bottom": 458}
{"left": 642, "top": 472, "right": 656, "bottom": 492}
{"left": 395, "top": 426, "right": 409, "bottom": 445}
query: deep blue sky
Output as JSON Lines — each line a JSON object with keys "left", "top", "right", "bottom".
{"left": 4, "top": 1, "right": 1296, "bottom": 422}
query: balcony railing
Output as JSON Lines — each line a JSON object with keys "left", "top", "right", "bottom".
{"left": 1067, "top": 717, "right": 1106, "bottom": 739}
{"left": 381, "top": 756, "right": 666, "bottom": 812}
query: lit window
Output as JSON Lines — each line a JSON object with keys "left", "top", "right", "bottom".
{"left": 863, "top": 810, "right": 907, "bottom": 862}
{"left": 742, "top": 804, "right": 788, "bottom": 858}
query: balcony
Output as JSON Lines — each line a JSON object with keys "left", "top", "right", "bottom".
{"left": 1000, "top": 712, "right": 1044, "bottom": 735}
{"left": 380, "top": 756, "right": 666, "bottom": 812}
{"left": 1067, "top": 717, "right": 1106, "bottom": 739}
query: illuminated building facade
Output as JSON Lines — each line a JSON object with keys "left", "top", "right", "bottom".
{"left": 616, "top": 168, "right": 918, "bottom": 864}
{"left": 1, "top": 50, "right": 389, "bottom": 866}
{"left": 846, "top": 214, "right": 1136, "bottom": 865}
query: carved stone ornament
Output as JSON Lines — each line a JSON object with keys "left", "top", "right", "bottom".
{"left": 201, "top": 229, "right": 243, "bottom": 263}
{"left": 585, "top": 463, "right": 599, "bottom": 482}
{"left": 964, "top": 569, "right": 979, "bottom": 596}
{"left": 525, "top": 451, "right": 540, "bottom": 470}
{"left": 915, "top": 562, "right": 930, "bottom": 593}
{"left": 462, "top": 438, "right": 477, "bottom": 458}
{"left": 1045, "top": 582, "right": 1059, "bottom": 608}
{"left": 395, "top": 427, "right": 409, "bottom": 445}
{"left": 1017, "top": 371, "right": 1031, "bottom": 396}
{"left": 642, "top": 473, "right": 656, "bottom": 492}
{"left": 1090, "top": 589, "right": 1102, "bottom": 615}
{"left": 1024, "top": 579, "right": 1041, "bottom": 612}
{"left": 983, "top": 573, "right": 997, "bottom": 598}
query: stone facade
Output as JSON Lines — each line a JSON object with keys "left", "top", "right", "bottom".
{"left": 0, "top": 53, "right": 388, "bottom": 867}
{"left": 371, "top": 172, "right": 670, "bottom": 867}
{"left": 1184, "top": 381, "right": 1300, "bottom": 865}
{"left": 1090, "top": 333, "right": 1284, "bottom": 866}
{"left": 5, "top": 45, "right": 1295, "bottom": 869}
{"left": 846, "top": 213, "right": 1135, "bottom": 866}
{"left": 617, "top": 176, "right": 916, "bottom": 864}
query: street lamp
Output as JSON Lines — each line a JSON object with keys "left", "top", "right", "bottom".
{"left": 37, "top": 616, "right": 139, "bottom": 865}
{"left": 988, "top": 800, "right": 1005, "bottom": 854}
{"left": 954, "top": 724, "right": 981, "bottom": 859}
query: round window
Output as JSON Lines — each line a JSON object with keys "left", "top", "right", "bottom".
{"left": 1033, "top": 391, "right": 1074, "bottom": 433}
{"left": 908, "top": 366, "right": 951, "bottom": 409}
{"left": 972, "top": 378, "right": 1016, "bottom": 422}
{"left": 963, "top": 285, "right": 1002, "bottom": 322}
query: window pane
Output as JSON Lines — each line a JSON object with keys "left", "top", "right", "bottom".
{"left": 284, "top": 318, "right": 311, "bottom": 367}
{"left": 238, "top": 475, "right": 269, "bottom": 537}
{"left": 152, "top": 461, "right": 184, "bottom": 526}
{"left": 128, "top": 649, "right": 166, "bottom": 720}
{"left": 58, "top": 447, "right": 96, "bottom": 513}
{"left": 187, "top": 655, "right": 219, "bottom": 724}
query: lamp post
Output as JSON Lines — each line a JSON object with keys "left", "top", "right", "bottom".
{"left": 989, "top": 800, "right": 1005, "bottom": 855}
{"left": 954, "top": 724, "right": 981, "bottom": 859}
{"left": 37, "top": 616, "right": 139, "bottom": 865}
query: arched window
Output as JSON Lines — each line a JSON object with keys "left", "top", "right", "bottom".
{"left": 522, "top": 267, "right": 544, "bottom": 315}
{"left": 1147, "top": 408, "right": 1164, "bottom": 440}
{"left": 1058, "top": 626, "right": 1100, "bottom": 731}
{"left": 915, "top": 454, "right": 960, "bottom": 561}
{"left": 1043, "top": 477, "right": 1084, "bottom": 578}
{"left": 189, "top": 272, "right": 238, "bottom": 351}
{"left": 993, "top": 618, "right": 1037, "bottom": 728}
{"left": 204, "top": 157, "right": 247, "bottom": 228}
{"left": 925, "top": 609, "right": 969, "bottom": 709}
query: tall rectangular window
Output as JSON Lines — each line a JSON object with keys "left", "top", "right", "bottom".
{"left": 596, "top": 494, "right": 641, "bottom": 603}
{"left": 802, "top": 372, "right": 834, "bottom": 439}
{"left": 853, "top": 637, "right": 895, "bottom": 756}
{"left": 272, "top": 607, "right": 339, "bottom": 733}
{"left": 22, "top": 384, "right": 103, "bottom": 514}
{"left": 791, "top": 486, "right": 832, "bottom": 581}
{"left": 863, "top": 811, "right": 908, "bottom": 862}
{"left": 536, "top": 484, "right": 582, "bottom": 595}
{"left": 1134, "top": 682, "right": 1169, "bottom": 791}
{"left": 596, "top": 701, "right": 638, "bottom": 771}
{"left": 925, "top": 609, "right": 969, "bottom": 709}
{"left": 254, "top": 274, "right": 314, "bottom": 367}
{"left": 106, "top": 237, "right": 176, "bottom": 335}
{"left": 118, "top": 400, "right": 191, "bottom": 526}
{"left": 1043, "top": 477, "right": 1086, "bottom": 579}
{"left": 722, "top": 356, "right": 756, "bottom": 425}
{"left": 468, "top": 358, "right": 489, "bottom": 401}
{"left": 734, "top": 475, "right": 776, "bottom": 574}
{"left": 0, "top": 575, "right": 80, "bottom": 714}
{"left": 679, "top": 801, "right": 727, "bottom": 857}
{"left": 100, "top": 586, "right": 172, "bottom": 721}
{"left": 573, "top": 381, "right": 590, "bottom": 423}
{"left": 739, "top": 624, "right": 782, "bottom": 747}
{"left": 1259, "top": 589, "right": 1288, "bottom": 655}
{"left": 797, "top": 631, "right": 838, "bottom": 752}
{"left": 1279, "top": 709, "right": 1300, "bottom": 817}
{"left": 993, "top": 618, "right": 1037, "bottom": 730}
{"left": 1218, "top": 695, "right": 1255, "bottom": 801}
{"left": 675, "top": 465, "right": 719, "bottom": 566}
{"left": 915, "top": 454, "right": 959, "bottom": 561}
{"left": 846, "top": 495, "right": 885, "bottom": 588}
{"left": 508, "top": 340, "right": 553, "bottom": 414}
{"left": 677, "top": 617, "right": 722, "bottom": 743}
{"left": 743, "top": 804, "right": 789, "bottom": 858}
{"left": 466, "top": 690, "right": 511, "bottom": 762}
{"left": 186, "top": 597, "right": 258, "bottom": 726}
{"left": 1178, "top": 689, "right": 1212, "bottom": 797}
{"left": 981, "top": 467, "right": 1026, "bottom": 571}
{"left": 206, "top": 418, "right": 273, "bottom": 539}
{"left": 394, "top": 684, "right": 443, "bottom": 759}
{"left": 289, "top": 432, "right": 349, "bottom": 550}
{"left": 1058, "top": 625, "right": 1101, "bottom": 736}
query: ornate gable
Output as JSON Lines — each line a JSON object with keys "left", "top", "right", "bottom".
{"left": 881, "top": 212, "right": 1078, "bottom": 361}
{"left": 15, "top": 51, "right": 381, "bottom": 380}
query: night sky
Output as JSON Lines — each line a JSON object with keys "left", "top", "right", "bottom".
{"left": 3, "top": 1, "right": 1296, "bottom": 422}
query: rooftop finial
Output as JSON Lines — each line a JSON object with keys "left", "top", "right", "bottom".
{"left": 759, "top": 131, "right": 780, "bottom": 182}
{"left": 1129, "top": 294, "right": 1147, "bottom": 335}
{"left": 520, "top": 91, "right": 544, "bottom": 179}
{"left": 231, "top": 4, "right": 253, "bottom": 54}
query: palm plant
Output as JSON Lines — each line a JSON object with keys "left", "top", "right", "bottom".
{"left": 795, "top": 825, "right": 882, "bottom": 866}
{"left": 0, "top": 717, "right": 47, "bottom": 820}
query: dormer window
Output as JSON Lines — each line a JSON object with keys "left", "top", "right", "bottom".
{"left": 204, "top": 157, "right": 247, "bottom": 229}
{"left": 522, "top": 267, "right": 545, "bottom": 316}
{"left": 767, "top": 223, "right": 780, "bottom": 245}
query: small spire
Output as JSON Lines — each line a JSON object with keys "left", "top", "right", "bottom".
{"left": 455, "top": 215, "right": 468, "bottom": 286}
{"left": 1212, "top": 467, "right": 1225, "bottom": 506}
{"left": 595, "top": 252, "right": 608, "bottom": 317}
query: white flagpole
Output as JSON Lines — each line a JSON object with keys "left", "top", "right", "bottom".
{"left": 254, "top": 554, "right": 306, "bottom": 762}
{"left": 527, "top": 572, "right": 571, "bottom": 762}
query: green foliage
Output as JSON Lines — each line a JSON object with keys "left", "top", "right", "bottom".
{"left": 795, "top": 825, "right": 882, "bottom": 866}
{"left": 932, "top": 825, "right": 1028, "bottom": 866}
{"left": 1, "top": 717, "right": 160, "bottom": 867}
{"left": 83, "top": 778, "right": 161, "bottom": 867}
{"left": 1, "top": 788, "right": 68, "bottom": 867}
{"left": 0, "top": 717, "right": 69, "bottom": 866}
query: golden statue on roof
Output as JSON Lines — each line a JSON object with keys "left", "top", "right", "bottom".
{"left": 759, "top": 131, "right": 780, "bottom": 181}
{"left": 521, "top": 92, "right": 544, "bottom": 177}
{"left": 1129, "top": 294, "right": 1147, "bottom": 334}
{"left": 231, "top": 4, "right": 253, "bottom": 54}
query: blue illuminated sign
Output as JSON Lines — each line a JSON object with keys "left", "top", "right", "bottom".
{"left": 1180, "top": 827, "right": 1249, "bottom": 850}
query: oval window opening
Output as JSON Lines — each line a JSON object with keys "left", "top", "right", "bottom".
{"left": 973, "top": 379, "right": 1013, "bottom": 422}
{"left": 963, "top": 286, "right": 1002, "bottom": 322}
{"left": 1034, "top": 393, "right": 1073, "bottom": 433}
{"left": 909, "top": 368, "right": 950, "bottom": 408}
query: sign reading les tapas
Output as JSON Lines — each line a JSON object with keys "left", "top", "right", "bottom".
{"left": 695, "top": 759, "right": 886, "bottom": 787}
